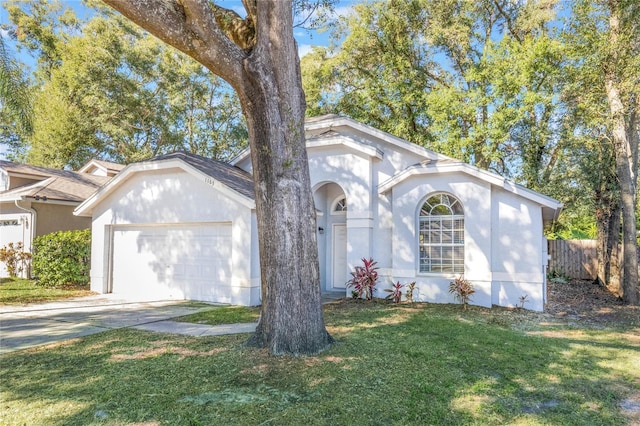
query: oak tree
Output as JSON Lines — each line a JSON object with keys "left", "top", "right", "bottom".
{"left": 103, "top": 0, "right": 334, "bottom": 355}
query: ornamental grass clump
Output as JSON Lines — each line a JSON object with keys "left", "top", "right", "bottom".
{"left": 449, "top": 276, "right": 475, "bottom": 310}
{"left": 347, "top": 257, "right": 379, "bottom": 300}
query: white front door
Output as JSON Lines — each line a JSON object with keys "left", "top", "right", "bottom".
{"left": 332, "top": 223, "right": 347, "bottom": 288}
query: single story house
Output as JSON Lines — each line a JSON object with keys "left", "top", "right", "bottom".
{"left": 0, "top": 159, "right": 123, "bottom": 277}
{"left": 75, "top": 115, "right": 562, "bottom": 310}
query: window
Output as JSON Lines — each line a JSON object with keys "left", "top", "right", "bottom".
{"left": 419, "top": 193, "right": 464, "bottom": 273}
{"left": 333, "top": 197, "right": 347, "bottom": 213}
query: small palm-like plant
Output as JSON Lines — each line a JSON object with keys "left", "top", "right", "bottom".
{"left": 347, "top": 257, "right": 379, "bottom": 300}
{"left": 385, "top": 280, "right": 404, "bottom": 303}
{"left": 405, "top": 281, "right": 416, "bottom": 304}
{"left": 449, "top": 276, "right": 475, "bottom": 310}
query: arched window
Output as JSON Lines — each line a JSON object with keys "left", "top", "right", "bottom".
{"left": 419, "top": 193, "right": 464, "bottom": 273}
{"left": 333, "top": 197, "right": 347, "bottom": 213}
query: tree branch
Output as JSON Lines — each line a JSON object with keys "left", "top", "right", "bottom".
{"left": 102, "top": 0, "right": 247, "bottom": 89}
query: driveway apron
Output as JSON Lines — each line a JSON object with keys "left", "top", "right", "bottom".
{"left": 0, "top": 298, "right": 212, "bottom": 355}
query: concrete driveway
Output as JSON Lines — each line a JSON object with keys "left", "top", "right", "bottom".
{"left": 0, "top": 295, "right": 214, "bottom": 355}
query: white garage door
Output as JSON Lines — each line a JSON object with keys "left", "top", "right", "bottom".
{"left": 111, "top": 223, "right": 232, "bottom": 301}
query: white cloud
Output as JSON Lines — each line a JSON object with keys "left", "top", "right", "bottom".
{"left": 298, "top": 43, "right": 314, "bottom": 58}
{"left": 0, "top": 29, "right": 9, "bottom": 39}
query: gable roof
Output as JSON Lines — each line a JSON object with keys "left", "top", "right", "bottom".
{"left": 378, "top": 159, "right": 563, "bottom": 221}
{"left": 0, "top": 160, "right": 111, "bottom": 204}
{"left": 230, "top": 114, "right": 449, "bottom": 166}
{"left": 74, "top": 151, "right": 255, "bottom": 217}
{"left": 77, "top": 159, "right": 125, "bottom": 176}
{"left": 230, "top": 115, "right": 561, "bottom": 221}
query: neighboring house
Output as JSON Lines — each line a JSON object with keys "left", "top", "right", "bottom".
{"left": 75, "top": 115, "right": 562, "bottom": 311}
{"left": 0, "top": 160, "right": 122, "bottom": 277}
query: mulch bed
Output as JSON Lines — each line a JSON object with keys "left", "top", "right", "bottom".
{"left": 546, "top": 278, "right": 640, "bottom": 328}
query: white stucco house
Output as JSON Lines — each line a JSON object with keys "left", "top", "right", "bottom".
{"left": 74, "top": 115, "right": 562, "bottom": 311}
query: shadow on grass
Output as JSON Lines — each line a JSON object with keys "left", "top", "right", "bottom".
{"left": 1, "top": 302, "right": 637, "bottom": 425}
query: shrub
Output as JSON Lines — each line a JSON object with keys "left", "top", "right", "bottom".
{"left": 0, "top": 242, "right": 31, "bottom": 277}
{"left": 405, "top": 281, "right": 416, "bottom": 304}
{"left": 347, "top": 257, "right": 379, "bottom": 300}
{"left": 33, "top": 229, "right": 91, "bottom": 287}
{"left": 385, "top": 280, "right": 404, "bottom": 303}
{"left": 449, "top": 276, "right": 475, "bottom": 310}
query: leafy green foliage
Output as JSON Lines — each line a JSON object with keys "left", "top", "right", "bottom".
{"left": 32, "top": 229, "right": 91, "bottom": 287}
{"left": 0, "top": 242, "right": 31, "bottom": 277}
{"left": 1, "top": 0, "right": 248, "bottom": 168}
{"left": 347, "top": 257, "right": 379, "bottom": 300}
{"left": 449, "top": 276, "right": 475, "bottom": 310}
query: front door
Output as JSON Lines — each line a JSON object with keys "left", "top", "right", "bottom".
{"left": 332, "top": 223, "right": 347, "bottom": 288}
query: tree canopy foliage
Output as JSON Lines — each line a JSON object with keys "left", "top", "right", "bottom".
{"left": 1, "top": 0, "right": 247, "bottom": 168}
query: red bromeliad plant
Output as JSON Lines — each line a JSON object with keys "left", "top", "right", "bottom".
{"left": 347, "top": 257, "right": 379, "bottom": 300}
{"left": 385, "top": 280, "right": 404, "bottom": 303}
{"left": 449, "top": 276, "right": 475, "bottom": 310}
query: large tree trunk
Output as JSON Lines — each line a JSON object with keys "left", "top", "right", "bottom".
{"left": 606, "top": 78, "right": 639, "bottom": 304}
{"left": 103, "top": 0, "right": 334, "bottom": 354}
{"left": 603, "top": 3, "right": 639, "bottom": 305}
{"left": 239, "top": 3, "right": 333, "bottom": 355}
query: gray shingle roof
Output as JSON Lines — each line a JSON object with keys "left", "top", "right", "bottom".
{"left": 148, "top": 152, "right": 255, "bottom": 200}
{"left": 0, "top": 160, "right": 111, "bottom": 203}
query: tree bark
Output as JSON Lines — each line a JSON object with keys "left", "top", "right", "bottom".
{"left": 103, "top": 0, "right": 334, "bottom": 354}
{"left": 595, "top": 198, "right": 621, "bottom": 293}
{"left": 603, "top": 2, "right": 639, "bottom": 305}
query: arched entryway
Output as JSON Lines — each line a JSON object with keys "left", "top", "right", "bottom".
{"left": 313, "top": 182, "right": 348, "bottom": 292}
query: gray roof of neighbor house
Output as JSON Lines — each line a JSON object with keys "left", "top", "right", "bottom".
{"left": 77, "top": 159, "right": 126, "bottom": 176}
{"left": 0, "top": 160, "right": 112, "bottom": 203}
{"left": 149, "top": 151, "right": 255, "bottom": 200}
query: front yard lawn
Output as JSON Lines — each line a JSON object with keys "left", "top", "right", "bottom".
{"left": 0, "top": 277, "right": 94, "bottom": 305}
{"left": 1, "top": 300, "right": 638, "bottom": 425}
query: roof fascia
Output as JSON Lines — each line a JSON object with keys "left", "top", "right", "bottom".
{"left": 304, "top": 116, "right": 451, "bottom": 161}
{"left": 306, "top": 135, "right": 384, "bottom": 160}
{"left": 378, "top": 162, "right": 562, "bottom": 210}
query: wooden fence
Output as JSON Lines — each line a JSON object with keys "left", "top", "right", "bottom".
{"left": 547, "top": 239, "right": 598, "bottom": 280}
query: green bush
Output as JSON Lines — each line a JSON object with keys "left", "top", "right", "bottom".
{"left": 33, "top": 229, "right": 91, "bottom": 287}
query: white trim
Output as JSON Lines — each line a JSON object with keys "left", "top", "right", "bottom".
{"left": 75, "top": 159, "right": 255, "bottom": 217}
{"left": 346, "top": 218, "right": 374, "bottom": 228}
{"left": 379, "top": 162, "right": 562, "bottom": 211}
{"left": 391, "top": 269, "right": 417, "bottom": 278}
{"left": 491, "top": 272, "right": 544, "bottom": 282}
{"left": 307, "top": 136, "right": 384, "bottom": 160}
{"left": 304, "top": 116, "right": 451, "bottom": 161}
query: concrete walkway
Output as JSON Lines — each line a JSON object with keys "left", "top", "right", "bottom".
{"left": 0, "top": 295, "right": 254, "bottom": 355}
{"left": 0, "top": 292, "right": 344, "bottom": 355}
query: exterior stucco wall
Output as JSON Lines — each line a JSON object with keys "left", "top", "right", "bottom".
{"left": 89, "top": 168, "right": 258, "bottom": 305}
{"left": 34, "top": 203, "right": 91, "bottom": 237}
{"left": 308, "top": 146, "right": 374, "bottom": 291}
{"left": 490, "top": 187, "right": 546, "bottom": 311}
{"left": 385, "top": 172, "right": 546, "bottom": 311}
{"left": 389, "top": 173, "right": 493, "bottom": 308}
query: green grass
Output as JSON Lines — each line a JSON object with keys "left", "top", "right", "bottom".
{"left": 0, "top": 277, "right": 94, "bottom": 305}
{"left": 1, "top": 301, "right": 638, "bottom": 425}
{"left": 176, "top": 305, "right": 260, "bottom": 325}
